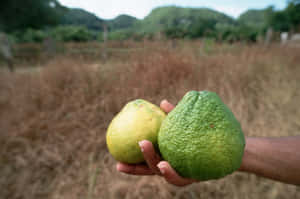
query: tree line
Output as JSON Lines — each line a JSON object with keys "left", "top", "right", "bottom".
{"left": 0, "top": 0, "right": 299, "bottom": 43}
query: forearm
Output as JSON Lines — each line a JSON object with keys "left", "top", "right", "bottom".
{"left": 239, "top": 136, "right": 300, "bottom": 185}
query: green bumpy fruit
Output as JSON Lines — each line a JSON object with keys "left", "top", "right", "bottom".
{"left": 158, "top": 91, "right": 245, "bottom": 180}
{"left": 106, "top": 99, "right": 166, "bottom": 164}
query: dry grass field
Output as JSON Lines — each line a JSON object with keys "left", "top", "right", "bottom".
{"left": 0, "top": 40, "right": 300, "bottom": 199}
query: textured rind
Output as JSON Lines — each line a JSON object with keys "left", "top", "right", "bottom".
{"left": 158, "top": 91, "right": 245, "bottom": 180}
{"left": 107, "top": 99, "right": 166, "bottom": 164}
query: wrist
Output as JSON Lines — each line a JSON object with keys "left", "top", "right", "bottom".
{"left": 238, "top": 136, "right": 251, "bottom": 172}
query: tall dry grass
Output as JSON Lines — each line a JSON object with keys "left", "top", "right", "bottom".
{"left": 0, "top": 41, "right": 300, "bottom": 199}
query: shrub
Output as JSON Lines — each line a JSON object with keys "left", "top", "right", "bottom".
{"left": 108, "top": 30, "right": 133, "bottom": 41}
{"left": 51, "top": 26, "right": 94, "bottom": 42}
{"left": 15, "top": 29, "right": 47, "bottom": 43}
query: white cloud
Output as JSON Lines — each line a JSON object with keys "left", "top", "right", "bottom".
{"left": 58, "top": 0, "right": 161, "bottom": 19}
{"left": 213, "top": 6, "right": 247, "bottom": 18}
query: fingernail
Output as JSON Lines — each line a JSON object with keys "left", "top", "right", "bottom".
{"left": 157, "top": 163, "right": 166, "bottom": 174}
{"left": 138, "top": 141, "right": 144, "bottom": 152}
{"left": 162, "top": 99, "right": 169, "bottom": 104}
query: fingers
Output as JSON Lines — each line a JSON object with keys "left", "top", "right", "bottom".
{"left": 157, "top": 161, "right": 197, "bottom": 187}
{"left": 160, "top": 100, "right": 175, "bottom": 113}
{"left": 139, "top": 140, "right": 162, "bottom": 175}
{"left": 116, "top": 162, "right": 155, "bottom": 175}
{"left": 116, "top": 138, "right": 197, "bottom": 187}
{"left": 159, "top": 100, "right": 196, "bottom": 186}
{"left": 116, "top": 140, "right": 162, "bottom": 176}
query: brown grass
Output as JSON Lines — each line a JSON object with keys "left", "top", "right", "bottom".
{"left": 0, "top": 41, "right": 300, "bottom": 199}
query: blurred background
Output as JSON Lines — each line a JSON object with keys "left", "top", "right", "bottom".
{"left": 0, "top": 0, "right": 300, "bottom": 199}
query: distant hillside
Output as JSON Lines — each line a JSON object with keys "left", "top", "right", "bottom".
{"left": 238, "top": 9, "right": 269, "bottom": 28}
{"left": 60, "top": 6, "right": 272, "bottom": 34}
{"left": 107, "top": 14, "right": 138, "bottom": 31}
{"left": 138, "top": 6, "right": 235, "bottom": 32}
{"left": 61, "top": 8, "right": 105, "bottom": 31}
{"left": 57, "top": 5, "right": 272, "bottom": 41}
{"left": 61, "top": 9, "right": 138, "bottom": 32}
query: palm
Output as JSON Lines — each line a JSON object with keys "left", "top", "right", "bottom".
{"left": 116, "top": 100, "right": 197, "bottom": 186}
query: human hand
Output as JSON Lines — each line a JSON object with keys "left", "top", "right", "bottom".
{"left": 116, "top": 100, "right": 198, "bottom": 186}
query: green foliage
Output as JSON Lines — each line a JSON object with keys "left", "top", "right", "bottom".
{"left": 140, "top": 6, "right": 235, "bottom": 33}
{"left": 108, "top": 30, "right": 133, "bottom": 41}
{"left": 268, "top": 11, "right": 290, "bottom": 32}
{"left": 238, "top": 9, "right": 268, "bottom": 29}
{"left": 62, "top": 9, "right": 138, "bottom": 32}
{"left": 215, "top": 23, "right": 238, "bottom": 41}
{"left": 238, "top": 25, "right": 259, "bottom": 42}
{"left": 285, "top": 0, "right": 300, "bottom": 31}
{"left": 187, "top": 18, "right": 218, "bottom": 39}
{"left": 163, "top": 27, "right": 188, "bottom": 39}
{"left": 2, "top": 1, "right": 299, "bottom": 43}
{"left": 267, "top": 1, "right": 300, "bottom": 32}
{"left": 11, "top": 29, "right": 46, "bottom": 43}
{"left": 107, "top": 15, "right": 138, "bottom": 30}
{"left": 107, "top": 30, "right": 148, "bottom": 41}
{"left": 21, "top": 29, "right": 47, "bottom": 43}
{"left": 139, "top": 6, "right": 259, "bottom": 42}
{"left": 62, "top": 8, "right": 104, "bottom": 31}
{"left": 51, "top": 26, "right": 94, "bottom": 42}
{"left": 0, "top": 0, "right": 62, "bottom": 32}
{"left": 144, "top": 6, "right": 238, "bottom": 41}
{"left": 237, "top": 8, "right": 276, "bottom": 41}
{"left": 12, "top": 26, "right": 95, "bottom": 43}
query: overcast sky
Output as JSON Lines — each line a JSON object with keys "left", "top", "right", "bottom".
{"left": 57, "top": 0, "right": 286, "bottom": 19}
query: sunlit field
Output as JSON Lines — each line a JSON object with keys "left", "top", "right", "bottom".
{"left": 1, "top": 40, "right": 300, "bottom": 199}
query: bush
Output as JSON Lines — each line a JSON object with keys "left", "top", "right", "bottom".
{"left": 11, "top": 26, "right": 96, "bottom": 43}
{"left": 164, "top": 27, "right": 188, "bottom": 39}
{"left": 215, "top": 23, "right": 260, "bottom": 43}
{"left": 51, "top": 26, "right": 94, "bottom": 42}
{"left": 107, "top": 30, "right": 133, "bottom": 41}
{"left": 14, "top": 29, "right": 47, "bottom": 43}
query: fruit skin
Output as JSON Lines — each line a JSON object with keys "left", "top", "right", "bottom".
{"left": 106, "top": 99, "right": 166, "bottom": 164}
{"left": 158, "top": 91, "right": 245, "bottom": 180}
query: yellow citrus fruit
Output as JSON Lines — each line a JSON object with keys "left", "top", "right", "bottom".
{"left": 106, "top": 99, "right": 166, "bottom": 164}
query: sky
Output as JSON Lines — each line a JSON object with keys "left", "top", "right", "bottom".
{"left": 57, "top": 0, "right": 287, "bottom": 19}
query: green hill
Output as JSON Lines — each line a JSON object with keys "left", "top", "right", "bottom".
{"left": 107, "top": 14, "right": 138, "bottom": 30}
{"left": 139, "top": 6, "right": 235, "bottom": 33}
{"left": 61, "top": 9, "right": 138, "bottom": 32}
{"left": 60, "top": 5, "right": 269, "bottom": 36}
{"left": 2, "top": 0, "right": 296, "bottom": 42}
{"left": 238, "top": 9, "right": 269, "bottom": 28}
{"left": 61, "top": 8, "right": 105, "bottom": 31}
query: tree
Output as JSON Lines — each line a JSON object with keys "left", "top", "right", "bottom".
{"left": 0, "top": 0, "right": 62, "bottom": 32}
{"left": 267, "top": 1, "right": 300, "bottom": 32}
{"left": 285, "top": 0, "right": 300, "bottom": 31}
{"left": 188, "top": 18, "right": 218, "bottom": 38}
{"left": 268, "top": 11, "right": 290, "bottom": 32}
